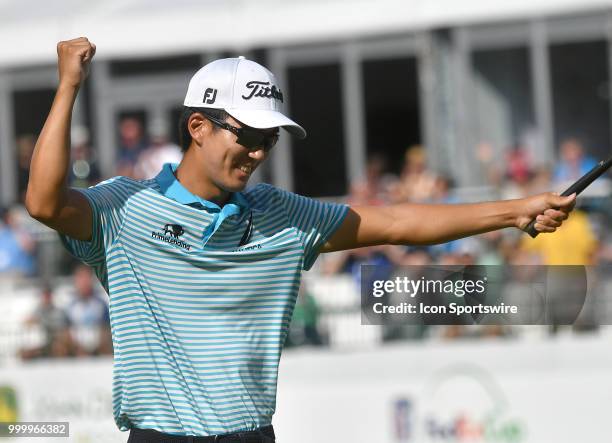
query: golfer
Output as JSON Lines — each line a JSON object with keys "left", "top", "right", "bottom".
{"left": 26, "top": 37, "right": 575, "bottom": 442}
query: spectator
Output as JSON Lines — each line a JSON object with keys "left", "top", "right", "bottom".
{"left": 429, "top": 175, "right": 456, "bottom": 204}
{"left": 499, "top": 143, "right": 537, "bottom": 200}
{"left": 16, "top": 135, "right": 37, "bottom": 203}
{"left": 20, "top": 285, "right": 71, "bottom": 360}
{"left": 134, "top": 119, "right": 183, "bottom": 180}
{"left": 528, "top": 165, "right": 554, "bottom": 195}
{"left": 348, "top": 153, "right": 389, "bottom": 206}
{"left": 323, "top": 244, "right": 400, "bottom": 289}
{"left": 505, "top": 143, "right": 533, "bottom": 186}
{"left": 519, "top": 209, "right": 598, "bottom": 265}
{"left": 475, "top": 141, "right": 503, "bottom": 188}
{"left": 553, "top": 138, "right": 597, "bottom": 185}
{"left": 518, "top": 209, "right": 599, "bottom": 335}
{"left": 476, "top": 231, "right": 507, "bottom": 266}
{"left": 286, "top": 284, "right": 323, "bottom": 347}
{"left": 427, "top": 176, "right": 478, "bottom": 260}
{"left": 0, "top": 206, "right": 36, "bottom": 277}
{"left": 389, "top": 145, "right": 437, "bottom": 203}
{"left": 116, "top": 117, "right": 148, "bottom": 178}
{"left": 66, "top": 265, "right": 112, "bottom": 356}
{"left": 69, "top": 125, "right": 101, "bottom": 188}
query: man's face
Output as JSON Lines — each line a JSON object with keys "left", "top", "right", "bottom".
{"left": 561, "top": 139, "right": 583, "bottom": 164}
{"left": 197, "top": 115, "right": 277, "bottom": 193}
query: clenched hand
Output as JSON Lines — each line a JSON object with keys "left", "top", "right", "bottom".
{"left": 57, "top": 37, "right": 96, "bottom": 88}
{"left": 516, "top": 192, "right": 576, "bottom": 233}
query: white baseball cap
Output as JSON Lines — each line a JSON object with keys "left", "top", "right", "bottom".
{"left": 183, "top": 56, "right": 306, "bottom": 139}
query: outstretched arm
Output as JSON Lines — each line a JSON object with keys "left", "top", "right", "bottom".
{"left": 321, "top": 192, "right": 576, "bottom": 252}
{"left": 25, "top": 37, "right": 96, "bottom": 241}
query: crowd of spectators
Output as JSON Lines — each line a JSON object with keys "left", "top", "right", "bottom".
{"left": 320, "top": 137, "right": 611, "bottom": 341}
{"left": 19, "top": 264, "right": 112, "bottom": 360}
{"left": 13, "top": 115, "right": 183, "bottom": 202}
{"left": 324, "top": 138, "right": 606, "bottom": 273}
{"left": 115, "top": 116, "right": 182, "bottom": 180}
{"left": 2, "top": 120, "right": 611, "bottom": 354}
{"left": 4, "top": 115, "right": 182, "bottom": 361}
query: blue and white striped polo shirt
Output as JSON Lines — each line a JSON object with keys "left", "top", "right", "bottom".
{"left": 60, "top": 163, "right": 348, "bottom": 436}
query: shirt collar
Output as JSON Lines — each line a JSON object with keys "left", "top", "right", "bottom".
{"left": 154, "top": 163, "right": 249, "bottom": 211}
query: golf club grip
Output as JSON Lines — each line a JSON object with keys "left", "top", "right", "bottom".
{"left": 526, "top": 158, "right": 612, "bottom": 238}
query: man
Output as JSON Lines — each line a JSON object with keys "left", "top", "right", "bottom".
{"left": 20, "top": 284, "right": 70, "bottom": 360}
{"left": 26, "top": 37, "right": 575, "bottom": 442}
{"left": 66, "top": 264, "right": 112, "bottom": 356}
{"left": 0, "top": 205, "right": 36, "bottom": 277}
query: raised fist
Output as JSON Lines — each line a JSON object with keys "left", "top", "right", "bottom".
{"left": 56, "top": 37, "right": 96, "bottom": 88}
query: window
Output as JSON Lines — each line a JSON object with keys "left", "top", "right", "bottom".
{"left": 362, "top": 57, "right": 420, "bottom": 175}
{"left": 471, "top": 47, "right": 535, "bottom": 150}
{"left": 12, "top": 88, "right": 55, "bottom": 202}
{"left": 288, "top": 63, "right": 346, "bottom": 197}
{"left": 549, "top": 40, "right": 610, "bottom": 158}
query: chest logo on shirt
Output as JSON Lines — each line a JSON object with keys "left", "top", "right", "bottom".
{"left": 163, "top": 224, "right": 184, "bottom": 238}
{"left": 152, "top": 223, "right": 191, "bottom": 251}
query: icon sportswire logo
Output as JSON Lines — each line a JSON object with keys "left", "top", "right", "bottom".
{"left": 152, "top": 223, "right": 191, "bottom": 251}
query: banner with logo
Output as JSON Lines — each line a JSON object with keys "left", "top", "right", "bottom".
{"left": 0, "top": 359, "right": 122, "bottom": 443}
{"left": 1, "top": 336, "right": 611, "bottom": 442}
{"left": 275, "top": 335, "right": 612, "bottom": 443}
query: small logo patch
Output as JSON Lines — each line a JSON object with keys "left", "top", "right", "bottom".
{"left": 203, "top": 88, "right": 218, "bottom": 104}
{"left": 232, "top": 243, "right": 262, "bottom": 252}
{"left": 164, "top": 224, "right": 184, "bottom": 238}
{"left": 152, "top": 224, "right": 191, "bottom": 250}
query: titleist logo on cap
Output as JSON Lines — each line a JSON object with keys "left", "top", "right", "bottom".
{"left": 183, "top": 57, "right": 306, "bottom": 139}
{"left": 242, "top": 81, "right": 284, "bottom": 102}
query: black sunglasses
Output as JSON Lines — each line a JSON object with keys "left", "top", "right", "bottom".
{"left": 203, "top": 113, "right": 279, "bottom": 152}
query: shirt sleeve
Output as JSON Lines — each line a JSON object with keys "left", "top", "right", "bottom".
{"left": 273, "top": 186, "right": 349, "bottom": 271}
{"left": 59, "top": 177, "right": 131, "bottom": 269}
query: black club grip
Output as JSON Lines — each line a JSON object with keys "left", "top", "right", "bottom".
{"left": 526, "top": 158, "right": 612, "bottom": 238}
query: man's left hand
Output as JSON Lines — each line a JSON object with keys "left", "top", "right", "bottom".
{"left": 516, "top": 192, "right": 577, "bottom": 233}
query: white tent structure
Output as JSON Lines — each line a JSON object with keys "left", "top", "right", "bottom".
{"left": 1, "top": 0, "right": 612, "bottom": 67}
{"left": 2, "top": 0, "right": 612, "bottom": 205}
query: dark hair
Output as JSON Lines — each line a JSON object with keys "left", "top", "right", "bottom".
{"left": 178, "top": 106, "right": 230, "bottom": 152}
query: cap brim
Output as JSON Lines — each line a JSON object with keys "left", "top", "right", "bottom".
{"left": 227, "top": 109, "right": 307, "bottom": 139}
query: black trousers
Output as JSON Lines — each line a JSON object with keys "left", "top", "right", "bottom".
{"left": 127, "top": 425, "right": 275, "bottom": 443}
